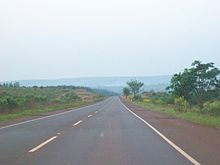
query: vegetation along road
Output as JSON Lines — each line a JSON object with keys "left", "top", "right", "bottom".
{"left": 0, "top": 84, "right": 105, "bottom": 123}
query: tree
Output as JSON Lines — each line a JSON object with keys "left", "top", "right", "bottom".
{"left": 14, "top": 82, "right": 20, "bottom": 88}
{"left": 190, "top": 60, "right": 220, "bottom": 107}
{"left": 167, "top": 60, "right": 220, "bottom": 108}
{"left": 127, "top": 80, "right": 144, "bottom": 99}
{"left": 167, "top": 69, "right": 196, "bottom": 104}
{"left": 123, "top": 87, "right": 130, "bottom": 98}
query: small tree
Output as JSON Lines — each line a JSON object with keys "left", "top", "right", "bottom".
{"left": 123, "top": 87, "right": 130, "bottom": 98}
{"left": 127, "top": 80, "right": 144, "bottom": 99}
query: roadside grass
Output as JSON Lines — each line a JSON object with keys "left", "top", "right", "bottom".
{"left": 0, "top": 98, "right": 104, "bottom": 122}
{"left": 0, "top": 86, "right": 106, "bottom": 122}
{"left": 131, "top": 100, "right": 220, "bottom": 128}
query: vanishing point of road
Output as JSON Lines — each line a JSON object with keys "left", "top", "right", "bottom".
{"left": 0, "top": 97, "right": 199, "bottom": 165}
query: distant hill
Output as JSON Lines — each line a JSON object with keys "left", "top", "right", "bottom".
{"left": 2, "top": 76, "right": 172, "bottom": 94}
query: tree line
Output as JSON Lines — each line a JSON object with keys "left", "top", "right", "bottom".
{"left": 0, "top": 82, "right": 20, "bottom": 88}
{"left": 123, "top": 60, "right": 220, "bottom": 115}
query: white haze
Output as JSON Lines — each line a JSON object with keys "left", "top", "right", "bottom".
{"left": 0, "top": 0, "right": 220, "bottom": 81}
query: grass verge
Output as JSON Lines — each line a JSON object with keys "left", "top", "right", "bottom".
{"left": 0, "top": 98, "right": 104, "bottom": 122}
{"left": 130, "top": 100, "right": 220, "bottom": 128}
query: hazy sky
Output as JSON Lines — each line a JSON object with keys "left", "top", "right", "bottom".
{"left": 1, "top": 0, "right": 220, "bottom": 81}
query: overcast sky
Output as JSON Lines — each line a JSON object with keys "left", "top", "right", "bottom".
{"left": 0, "top": 0, "right": 220, "bottom": 81}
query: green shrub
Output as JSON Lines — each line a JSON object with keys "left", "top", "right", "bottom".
{"left": 0, "top": 96, "right": 18, "bottom": 112}
{"left": 142, "top": 98, "right": 150, "bottom": 103}
{"left": 133, "top": 95, "right": 143, "bottom": 101}
{"left": 65, "top": 92, "right": 80, "bottom": 101}
{"left": 174, "top": 97, "right": 189, "bottom": 112}
{"left": 151, "top": 98, "right": 164, "bottom": 105}
{"left": 0, "top": 96, "right": 18, "bottom": 107}
{"left": 202, "top": 101, "right": 220, "bottom": 116}
{"left": 55, "top": 92, "right": 81, "bottom": 103}
{"left": 162, "top": 94, "right": 175, "bottom": 104}
{"left": 149, "top": 92, "right": 175, "bottom": 104}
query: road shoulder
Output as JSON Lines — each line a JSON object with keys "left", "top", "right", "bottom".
{"left": 121, "top": 98, "right": 220, "bottom": 165}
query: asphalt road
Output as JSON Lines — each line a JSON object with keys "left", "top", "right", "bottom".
{"left": 0, "top": 97, "right": 195, "bottom": 165}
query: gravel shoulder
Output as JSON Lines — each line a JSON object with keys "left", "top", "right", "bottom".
{"left": 121, "top": 98, "right": 220, "bottom": 165}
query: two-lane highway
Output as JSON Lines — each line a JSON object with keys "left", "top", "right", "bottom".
{"left": 0, "top": 97, "right": 198, "bottom": 165}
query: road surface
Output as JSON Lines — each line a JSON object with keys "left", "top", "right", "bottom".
{"left": 0, "top": 97, "right": 197, "bottom": 165}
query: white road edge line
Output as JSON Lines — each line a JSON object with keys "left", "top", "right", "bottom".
{"left": 119, "top": 99, "right": 201, "bottom": 165}
{"left": 0, "top": 106, "right": 87, "bottom": 130}
{"left": 73, "top": 120, "right": 82, "bottom": 126}
{"left": 29, "top": 136, "right": 57, "bottom": 153}
{"left": 88, "top": 115, "right": 93, "bottom": 118}
{"left": 0, "top": 97, "right": 112, "bottom": 130}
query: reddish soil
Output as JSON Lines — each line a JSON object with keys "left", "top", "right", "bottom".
{"left": 121, "top": 98, "right": 220, "bottom": 165}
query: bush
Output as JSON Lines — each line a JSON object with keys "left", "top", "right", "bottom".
{"left": 0, "top": 96, "right": 18, "bottom": 112}
{"left": 149, "top": 92, "right": 175, "bottom": 105}
{"left": 66, "top": 92, "right": 80, "bottom": 100}
{"left": 174, "top": 97, "right": 189, "bottom": 112}
{"left": 142, "top": 98, "right": 150, "bottom": 103}
{"left": 0, "top": 96, "right": 18, "bottom": 107}
{"left": 151, "top": 98, "right": 164, "bottom": 105}
{"left": 133, "top": 95, "right": 143, "bottom": 101}
{"left": 55, "top": 92, "right": 81, "bottom": 103}
{"left": 162, "top": 94, "right": 175, "bottom": 104}
{"left": 202, "top": 101, "right": 220, "bottom": 116}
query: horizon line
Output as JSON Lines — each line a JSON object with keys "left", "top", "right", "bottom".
{"left": 1, "top": 75, "right": 172, "bottom": 83}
